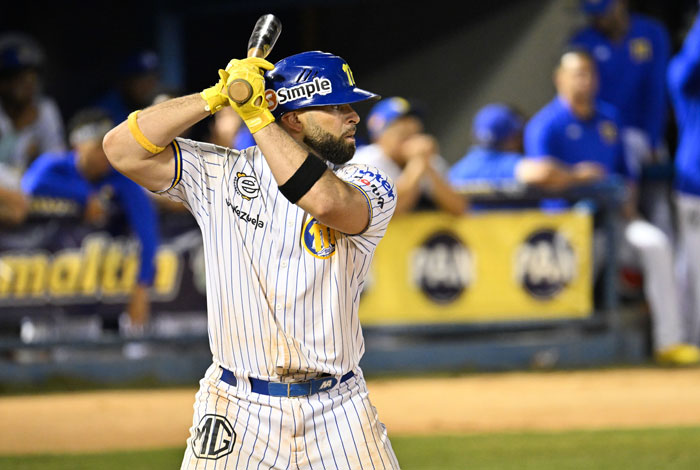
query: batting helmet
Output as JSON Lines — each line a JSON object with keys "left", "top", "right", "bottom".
{"left": 264, "top": 51, "right": 379, "bottom": 118}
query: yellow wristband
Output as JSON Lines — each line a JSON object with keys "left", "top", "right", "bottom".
{"left": 127, "top": 110, "right": 166, "bottom": 154}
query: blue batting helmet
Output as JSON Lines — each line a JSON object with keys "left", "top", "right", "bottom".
{"left": 264, "top": 51, "right": 380, "bottom": 118}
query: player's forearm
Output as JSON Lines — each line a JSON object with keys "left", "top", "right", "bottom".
{"left": 104, "top": 94, "right": 208, "bottom": 167}
{"left": 253, "top": 123, "right": 369, "bottom": 232}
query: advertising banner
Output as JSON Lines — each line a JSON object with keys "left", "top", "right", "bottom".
{"left": 358, "top": 209, "right": 593, "bottom": 325}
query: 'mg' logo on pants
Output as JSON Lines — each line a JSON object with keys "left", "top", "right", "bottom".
{"left": 303, "top": 218, "right": 337, "bottom": 259}
{"left": 192, "top": 414, "right": 236, "bottom": 460}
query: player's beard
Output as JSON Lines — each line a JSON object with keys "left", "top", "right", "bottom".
{"left": 303, "top": 127, "right": 356, "bottom": 165}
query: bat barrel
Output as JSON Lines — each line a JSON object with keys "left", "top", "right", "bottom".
{"left": 229, "top": 14, "right": 282, "bottom": 105}
{"left": 247, "top": 14, "right": 282, "bottom": 59}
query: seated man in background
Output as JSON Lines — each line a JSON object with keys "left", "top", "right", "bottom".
{"left": 0, "top": 33, "right": 66, "bottom": 225}
{"left": 21, "top": 108, "right": 160, "bottom": 352}
{"left": 351, "top": 96, "right": 467, "bottom": 215}
{"left": 524, "top": 48, "right": 699, "bottom": 366}
{"left": 448, "top": 102, "right": 604, "bottom": 200}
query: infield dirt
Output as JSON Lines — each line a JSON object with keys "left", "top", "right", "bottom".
{"left": 1, "top": 367, "right": 700, "bottom": 455}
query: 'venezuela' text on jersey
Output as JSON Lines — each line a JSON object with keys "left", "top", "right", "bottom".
{"left": 161, "top": 138, "right": 396, "bottom": 381}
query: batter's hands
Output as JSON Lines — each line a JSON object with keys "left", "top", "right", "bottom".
{"left": 200, "top": 68, "right": 231, "bottom": 115}
{"left": 225, "top": 57, "right": 275, "bottom": 134}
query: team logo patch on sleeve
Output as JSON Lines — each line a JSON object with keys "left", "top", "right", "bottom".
{"left": 192, "top": 414, "right": 236, "bottom": 460}
{"left": 303, "top": 218, "right": 337, "bottom": 259}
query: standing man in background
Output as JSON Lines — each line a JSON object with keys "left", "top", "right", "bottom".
{"left": 352, "top": 96, "right": 467, "bottom": 216}
{"left": 570, "top": 0, "right": 674, "bottom": 237}
{"left": 103, "top": 51, "right": 400, "bottom": 469}
{"left": 668, "top": 7, "right": 700, "bottom": 353}
{"left": 525, "top": 48, "right": 700, "bottom": 366}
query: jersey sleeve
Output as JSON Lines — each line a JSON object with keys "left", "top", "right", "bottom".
{"left": 334, "top": 163, "right": 397, "bottom": 254}
{"left": 158, "top": 137, "right": 226, "bottom": 225}
{"left": 113, "top": 176, "right": 160, "bottom": 285}
{"left": 668, "top": 13, "right": 700, "bottom": 121}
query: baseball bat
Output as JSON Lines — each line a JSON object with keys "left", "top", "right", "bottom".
{"left": 228, "top": 14, "right": 282, "bottom": 105}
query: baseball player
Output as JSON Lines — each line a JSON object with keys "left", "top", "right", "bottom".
{"left": 0, "top": 32, "right": 66, "bottom": 224}
{"left": 668, "top": 8, "right": 700, "bottom": 350}
{"left": 448, "top": 102, "right": 605, "bottom": 207}
{"left": 524, "top": 48, "right": 700, "bottom": 366}
{"left": 22, "top": 108, "right": 159, "bottom": 355}
{"left": 103, "top": 51, "right": 400, "bottom": 469}
{"left": 570, "top": 0, "right": 674, "bottom": 237}
{"left": 351, "top": 97, "right": 467, "bottom": 215}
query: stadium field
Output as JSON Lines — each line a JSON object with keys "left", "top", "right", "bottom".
{"left": 1, "top": 427, "right": 700, "bottom": 469}
{"left": 2, "top": 367, "right": 700, "bottom": 468}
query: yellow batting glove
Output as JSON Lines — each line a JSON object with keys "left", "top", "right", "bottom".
{"left": 200, "top": 68, "right": 230, "bottom": 114}
{"left": 225, "top": 57, "right": 275, "bottom": 133}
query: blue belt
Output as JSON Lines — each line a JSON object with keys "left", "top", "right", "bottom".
{"left": 220, "top": 367, "right": 354, "bottom": 397}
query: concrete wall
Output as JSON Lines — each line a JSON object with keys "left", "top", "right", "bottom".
{"left": 361, "top": 0, "right": 586, "bottom": 162}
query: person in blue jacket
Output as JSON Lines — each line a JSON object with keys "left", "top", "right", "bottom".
{"left": 570, "top": 0, "right": 674, "bottom": 237}
{"left": 448, "top": 102, "right": 605, "bottom": 208}
{"left": 668, "top": 8, "right": 700, "bottom": 355}
{"left": 525, "top": 48, "right": 699, "bottom": 366}
{"left": 22, "top": 108, "right": 160, "bottom": 346}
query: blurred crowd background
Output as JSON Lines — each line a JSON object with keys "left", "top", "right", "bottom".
{"left": 2, "top": 0, "right": 700, "bottom": 384}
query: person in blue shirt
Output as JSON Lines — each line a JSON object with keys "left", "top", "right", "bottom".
{"left": 448, "top": 102, "right": 605, "bottom": 207}
{"left": 21, "top": 108, "right": 160, "bottom": 347}
{"left": 570, "top": 0, "right": 674, "bottom": 237}
{"left": 525, "top": 48, "right": 699, "bottom": 366}
{"left": 668, "top": 8, "right": 700, "bottom": 355}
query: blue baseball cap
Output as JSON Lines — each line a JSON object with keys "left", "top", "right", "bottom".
{"left": 581, "top": 0, "right": 615, "bottom": 15}
{"left": 119, "top": 50, "right": 159, "bottom": 78}
{"left": 366, "top": 97, "right": 423, "bottom": 140}
{"left": 472, "top": 103, "right": 523, "bottom": 148}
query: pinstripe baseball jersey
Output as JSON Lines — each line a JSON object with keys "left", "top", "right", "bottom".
{"left": 161, "top": 137, "right": 396, "bottom": 381}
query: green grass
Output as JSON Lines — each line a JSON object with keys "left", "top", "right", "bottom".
{"left": 2, "top": 427, "right": 700, "bottom": 469}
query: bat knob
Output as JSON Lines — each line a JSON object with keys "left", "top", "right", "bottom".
{"left": 228, "top": 79, "right": 254, "bottom": 105}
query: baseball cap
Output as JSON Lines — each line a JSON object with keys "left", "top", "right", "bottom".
{"left": 0, "top": 32, "right": 44, "bottom": 76}
{"left": 580, "top": 0, "right": 615, "bottom": 15}
{"left": 472, "top": 103, "right": 524, "bottom": 148}
{"left": 68, "top": 108, "right": 114, "bottom": 146}
{"left": 119, "top": 50, "right": 159, "bottom": 78}
{"left": 366, "top": 97, "right": 423, "bottom": 141}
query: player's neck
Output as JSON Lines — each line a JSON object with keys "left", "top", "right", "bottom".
{"left": 563, "top": 96, "right": 595, "bottom": 120}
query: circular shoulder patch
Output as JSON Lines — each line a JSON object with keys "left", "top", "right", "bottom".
{"left": 303, "top": 218, "right": 337, "bottom": 259}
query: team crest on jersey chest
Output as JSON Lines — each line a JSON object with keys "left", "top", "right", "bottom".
{"left": 234, "top": 172, "right": 260, "bottom": 200}
{"left": 303, "top": 218, "right": 337, "bottom": 259}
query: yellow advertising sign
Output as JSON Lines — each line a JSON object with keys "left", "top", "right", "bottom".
{"left": 359, "top": 209, "right": 592, "bottom": 325}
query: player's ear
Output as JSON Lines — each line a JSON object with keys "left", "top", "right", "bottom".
{"left": 281, "top": 111, "right": 304, "bottom": 133}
